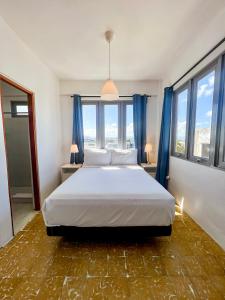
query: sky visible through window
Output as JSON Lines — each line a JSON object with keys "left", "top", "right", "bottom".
{"left": 126, "top": 104, "right": 134, "bottom": 148}
{"left": 194, "top": 70, "right": 215, "bottom": 157}
{"left": 175, "top": 70, "right": 215, "bottom": 157}
{"left": 82, "top": 104, "right": 96, "bottom": 147}
{"left": 176, "top": 90, "right": 188, "bottom": 141}
{"left": 195, "top": 71, "right": 215, "bottom": 129}
{"left": 175, "top": 89, "right": 188, "bottom": 153}
{"left": 105, "top": 105, "right": 118, "bottom": 148}
{"left": 82, "top": 103, "right": 134, "bottom": 149}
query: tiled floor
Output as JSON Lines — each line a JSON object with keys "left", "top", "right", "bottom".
{"left": 11, "top": 201, "right": 37, "bottom": 234}
{"left": 0, "top": 209, "right": 225, "bottom": 299}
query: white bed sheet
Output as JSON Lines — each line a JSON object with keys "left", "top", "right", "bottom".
{"left": 42, "top": 165, "right": 175, "bottom": 227}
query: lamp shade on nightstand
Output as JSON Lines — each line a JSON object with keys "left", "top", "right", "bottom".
{"left": 70, "top": 144, "right": 79, "bottom": 153}
{"left": 70, "top": 144, "right": 79, "bottom": 164}
{"left": 144, "top": 143, "right": 152, "bottom": 152}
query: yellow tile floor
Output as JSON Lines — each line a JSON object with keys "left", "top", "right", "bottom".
{"left": 0, "top": 209, "right": 225, "bottom": 299}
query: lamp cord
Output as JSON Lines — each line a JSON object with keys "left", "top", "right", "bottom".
{"left": 108, "top": 40, "right": 111, "bottom": 80}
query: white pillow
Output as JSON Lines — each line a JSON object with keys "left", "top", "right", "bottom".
{"left": 111, "top": 149, "right": 137, "bottom": 165}
{"left": 84, "top": 148, "right": 111, "bottom": 166}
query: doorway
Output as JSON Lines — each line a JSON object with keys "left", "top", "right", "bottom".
{"left": 0, "top": 76, "right": 40, "bottom": 235}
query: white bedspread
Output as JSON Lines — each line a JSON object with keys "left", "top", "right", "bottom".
{"left": 42, "top": 165, "right": 175, "bottom": 227}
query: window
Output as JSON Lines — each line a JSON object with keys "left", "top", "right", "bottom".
{"left": 126, "top": 104, "right": 134, "bottom": 149}
{"left": 82, "top": 104, "right": 97, "bottom": 148}
{"left": 104, "top": 104, "right": 119, "bottom": 149}
{"left": 172, "top": 87, "right": 189, "bottom": 157}
{"left": 11, "top": 101, "right": 28, "bottom": 117}
{"left": 82, "top": 101, "right": 134, "bottom": 150}
{"left": 172, "top": 54, "right": 225, "bottom": 170}
{"left": 191, "top": 69, "right": 216, "bottom": 161}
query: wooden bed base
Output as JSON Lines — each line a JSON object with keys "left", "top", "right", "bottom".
{"left": 46, "top": 225, "right": 172, "bottom": 237}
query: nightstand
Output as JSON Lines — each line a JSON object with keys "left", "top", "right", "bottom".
{"left": 141, "top": 163, "right": 157, "bottom": 178}
{"left": 61, "top": 164, "right": 82, "bottom": 182}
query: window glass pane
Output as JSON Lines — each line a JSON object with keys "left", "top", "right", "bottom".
{"left": 82, "top": 105, "right": 96, "bottom": 148}
{"left": 16, "top": 105, "right": 28, "bottom": 115}
{"left": 193, "top": 70, "right": 215, "bottom": 158}
{"left": 104, "top": 104, "right": 118, "bottom": 149}
{"left": 175, "top": 89, "right": 188, "bottom": 154}
{"left": 126, "top": 104, "right": 134, "bottom": 149}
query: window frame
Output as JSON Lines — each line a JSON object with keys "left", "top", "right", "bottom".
{"left": 11, "top": 101, "right": 28, "bottom": 117}
{"left": 171, "top": 82, "right": 190, "bottom": 159}
{"left": 171, "top": 53, "right": 225, "bottom": 171}
{"left": 217, "top": 56, "right": 225, "bottom": 169}
{"left": 189, "top": 62, "right": 220, "bottom": 166}
{"left": 82, "top": 100, "right": 133, "bottom": 150}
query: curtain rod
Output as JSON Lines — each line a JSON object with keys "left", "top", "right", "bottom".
{"left": 171, "top": 36, "right": 225, "bottom": 88}
{"left": 70, "top": 95, "right": 152, "bottom": 98}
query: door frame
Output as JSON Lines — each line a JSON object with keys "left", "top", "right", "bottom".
{"left": 0, "top": 74, "right": 41, "bottom": 225}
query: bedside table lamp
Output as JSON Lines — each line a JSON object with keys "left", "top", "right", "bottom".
{"left": 70, "top": 144, "right": 79, "bottom": 164}
{"left": 144, "top": 143, "right": 152, "bottom": 164}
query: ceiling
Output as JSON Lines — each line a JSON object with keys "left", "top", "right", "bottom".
{"left": 0, "top": 0, "right": 224, "bottom": 80}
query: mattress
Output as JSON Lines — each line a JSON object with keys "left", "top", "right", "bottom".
{"left": 42, "top": 165, "right": 175, "bottom": 227}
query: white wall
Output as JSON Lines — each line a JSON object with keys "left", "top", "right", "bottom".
{"left": 60, "top": 79, "right": 162, "bottom": 164}
{"left": 170, "top": 158, "right": 225, "bottom": 249}
{"left": 165, "top": 8, "right": 225, "bottom": 250}
{"left": 0, "top": 17, "right": 62, "bottom": 246}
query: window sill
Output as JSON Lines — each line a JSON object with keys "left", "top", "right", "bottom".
{"left": 170, "top": 155, "right": 225, "bottom": 172}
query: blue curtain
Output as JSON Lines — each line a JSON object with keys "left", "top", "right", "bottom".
{"left": 133, "top": 94, "right": 147, "bottom": 164}
{"left": 156, "top": 87, "right": 173, "bottom": 189}
{"left": 70, "top": 95, "right": 84, "bottom": 164}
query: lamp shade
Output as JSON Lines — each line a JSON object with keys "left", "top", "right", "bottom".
{"left": 70, "top": 144, "right": 79, "bottom": 153}
{"left": 101, "top": 79, "right": 119, "bottom": 101}
{"left": 144, "top": 143, "right": 152, "bottom": 152}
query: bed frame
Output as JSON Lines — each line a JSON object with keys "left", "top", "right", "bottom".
{"left": 46, "top": 225, "right": 172, "bottom": 237}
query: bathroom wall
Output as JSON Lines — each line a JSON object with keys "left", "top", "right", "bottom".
{"left": 2, "top": 83, "right": 32, "bottom": 194}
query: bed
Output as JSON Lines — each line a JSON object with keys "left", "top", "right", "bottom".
{"left": 42, "top": 165, "right": 175, "bottom": 237}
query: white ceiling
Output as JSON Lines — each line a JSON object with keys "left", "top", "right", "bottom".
{"left": 0, "top": 0, "right": 224, "bottom": 80}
